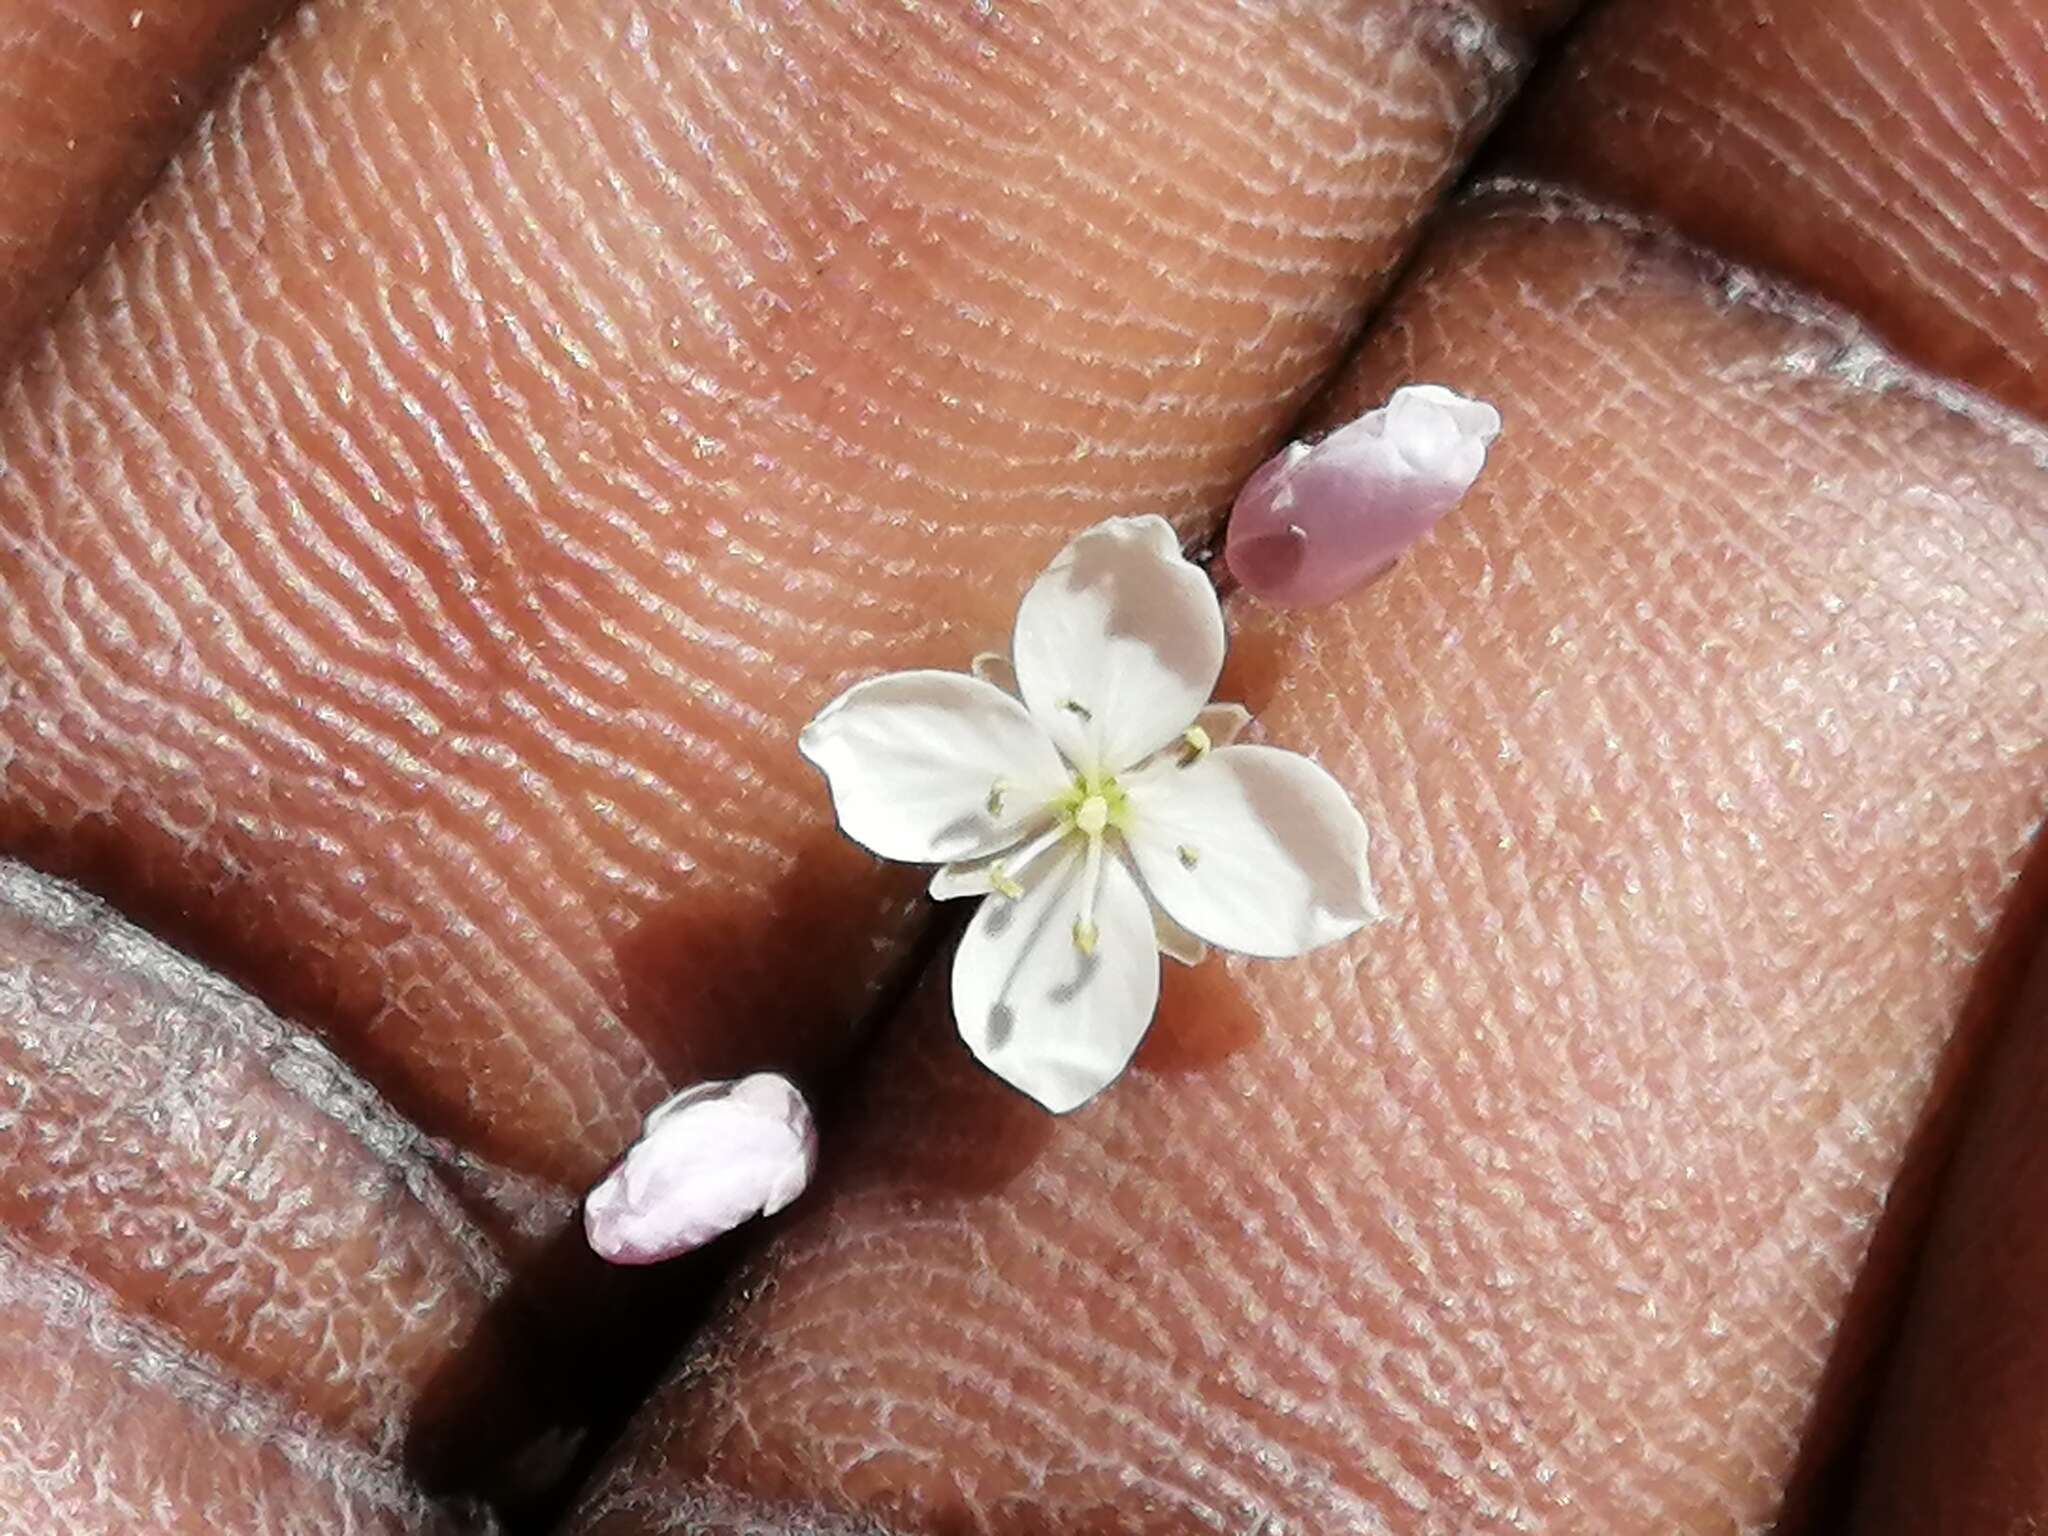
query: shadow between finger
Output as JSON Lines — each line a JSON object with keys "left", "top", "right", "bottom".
{"left": 1776, "top": 821, "right": 2048, "bottom": 1533}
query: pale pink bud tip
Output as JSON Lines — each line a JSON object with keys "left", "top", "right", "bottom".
{"left": 583, "top": 1073, "right": 818, "bottom": 1265}
{"left": 1225, "top": 384, "right": 1501, "bottom": 609}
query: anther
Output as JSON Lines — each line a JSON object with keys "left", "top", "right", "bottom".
{"left": 991, "top": 821, "right": 1065, "bottom": 897}
{"left": 1059, "top": 699, "right": 1093, "bottom": 722}
{"left": 1178, "top": 844, "right": 1200, "bottom": 869}
{"left": 1179, "top": 725, "right": 1212, "bottom": 765}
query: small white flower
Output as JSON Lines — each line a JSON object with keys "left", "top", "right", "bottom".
{"left": 800, "top": 516, "right": 1382, "bottom": 1113}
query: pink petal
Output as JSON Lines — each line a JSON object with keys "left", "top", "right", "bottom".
{"left": 1226, "top": 384, "right": 1501, "bottom": 609}
{"left": 583, "top": 1073, "right": 818, "bottom": 1265}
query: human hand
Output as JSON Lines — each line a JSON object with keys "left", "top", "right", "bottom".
{"left": 0, "top": 2, "right": 2044, "bottom": 1533}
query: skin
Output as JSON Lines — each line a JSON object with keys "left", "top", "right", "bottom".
{"left": 0, "top": 0, "right": 292, "bottom": 355}
{"left": 0, "top": 1237, "right": 469, "bottom": 1536}
{"left": 0, "top": 0, "right": 1564, "bottom": 1199}
{"left": 1498, "top": 0, "right": 2048, "bottom": 416}
{"left": 0, "top": 859, "right": 513, "bottom": 1458}
{"left": 0, "top": 0, "right": 2045, "bottom": 1532}
{"left": 567, "top": 195, "right": 2048, "bottom": 1535}
{"left": 1848, "top": 939, "right": 2048, "bottom": 1535}
{"left": 0, "top": 0, "right": 1579, "bottom": 1527}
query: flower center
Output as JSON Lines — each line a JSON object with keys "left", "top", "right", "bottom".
{"left": 984, "top": 770, "right": 1163, "bottom": 955}
{"left": 1074, "top": 793, "right": 1109, "bottom": 838}
{"left": 1026, "top": 774, "right": 1131, "bottom": 955}
{"left": 1051, "top": 770, "right": 1128, "bottom": 830}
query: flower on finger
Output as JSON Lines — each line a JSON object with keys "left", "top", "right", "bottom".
{"left": 800, "top": 516, "right": 1381, "bottom": 1114}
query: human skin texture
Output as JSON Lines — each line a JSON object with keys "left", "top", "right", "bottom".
{"left": 0, "top": 849, "right": 755, "bottom": 1526}
{"left": 0, "top": 0, "right": 292, "bottom": 355}
{"left": 6, "top": 1, "right": 2048, "bottom": 1531}
{"left": 0, "top": 1241, "right": 480, "bottom": 1536}
{"left": 0, "top": 0, "right": 1576, "bottom": 1208}
{"left": 1847, "top": 936, "right": 2048, "bottom": 1533}
{"left": 562, "top": 190, "right": 2048, "bottom": 1535}
{"left": 0, "top": 860, "right": 511, "bottom": 1456}
{"left": 0, "top": 861, "right": 502, "bottom": 1534}
{"left": 1498, "top": 0, "right": 2048, "bottom": 418}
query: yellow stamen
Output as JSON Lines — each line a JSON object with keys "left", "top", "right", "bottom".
{"left": 1179, "top": 725, "right": 1211, "bottom": 765}
{"left": 989, "top": 820, "right": 1066, "bottom": 899}
{"left": 1073, "top": 817, "right": 1107, "bottom": 955}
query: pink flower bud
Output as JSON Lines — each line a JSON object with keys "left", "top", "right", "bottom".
{"left": 583, "top": 1073, "right": 817, "bottom": 1265}
{"left": 1225, "top": 384, "right": 1501, "bottom": 609}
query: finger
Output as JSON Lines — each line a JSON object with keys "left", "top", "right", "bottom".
{"left": 0, "top": 1244, "right": 474, "bottom": 1536}
{"left": 1496, "top": 1, "right": 2048, "bottom": 1503}
{"left": 561, "top": 187, "right": 2048, "bottom": 1535}
{"left": 0, "top": 0, "right": 1575, "bottom": 1197}
{"left": 0, "top": 857, "right": 518, "bottom": 1529}
{"left": 0, "top": 0, "right": 288, "bottom": 355}
{"left": 1843, "top": 907, "right": 2048, "bottom": 1533}
{"left": 1497, "top": 0, "right": 2048, "bottom": 415}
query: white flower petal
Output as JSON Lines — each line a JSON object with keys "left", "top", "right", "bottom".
{"left": 1194, "top": 701, "right": 1253, "bottom": 748}
{"left": 1388, "top": 382, "right": 1502, "bottom": 449}
{"left": 952, "top": 844, "right": 1160, "bottom": 1113}
{"left": 1011, "top": 515, "right": 1225, "bottom": 776}
{"left": 800, "top": 670, "right": 1069, "bottom": 864}
{"left": 930, "top": 859, "right": 994, "bottom": 901}
{"left": 1126, "top": 744, "right": 1380, "bottom": 958}
{"left": 928, "top": 818, "right": 1069, "bottom": 901}
{"left": 1153, "top": 906, "right": 1208, "bottom": 966}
